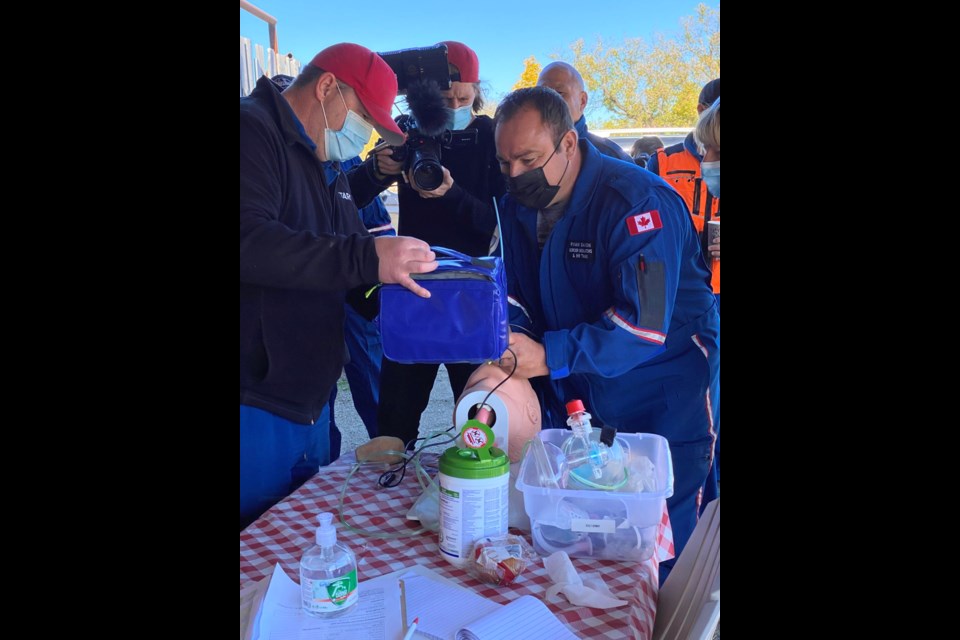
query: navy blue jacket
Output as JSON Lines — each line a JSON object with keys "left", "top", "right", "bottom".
{"left": 240, "top": 76, "right": 379, "bottom": 424}
{"left": 500, "top": 140, "right": 719, "bottom": 436}
{"left": 574, "top": 115, "right": 634, "bottom": 163}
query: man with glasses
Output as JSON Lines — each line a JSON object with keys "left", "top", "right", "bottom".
{"left": 240, "top": 43, "right": 438, "bottom": 529}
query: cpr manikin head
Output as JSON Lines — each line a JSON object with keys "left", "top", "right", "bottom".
{"left": 455, "top": 364, "right": 541, "bottom": 462}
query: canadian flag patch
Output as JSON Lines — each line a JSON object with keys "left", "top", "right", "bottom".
{"left": 626, "top": 210, "right": 662, "bottom": 235}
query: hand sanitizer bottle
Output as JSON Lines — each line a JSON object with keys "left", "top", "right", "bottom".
{"left": 300, "top": 512, "right": 358, "bottom": 617}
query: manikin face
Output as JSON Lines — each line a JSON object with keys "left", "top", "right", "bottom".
{"left": 456, "top": 364, "right": 541, "bottom": 462}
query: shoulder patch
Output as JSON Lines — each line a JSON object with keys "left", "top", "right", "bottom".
{"left": 626, "top": 210, "right": 662, "bottom": 235}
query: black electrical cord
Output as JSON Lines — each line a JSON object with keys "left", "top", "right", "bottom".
{"left": 377, "top": 347, "right": 518, "bottom": 488}
{"left": 477, "top": 346, "right": 518, "bottom": 419}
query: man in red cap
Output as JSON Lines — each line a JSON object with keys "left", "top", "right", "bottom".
{"left": 349, "top": 40, "right": 507, "bottom": 451}
{"left": 240, "top": 43, "right": 439, "bottom": 530}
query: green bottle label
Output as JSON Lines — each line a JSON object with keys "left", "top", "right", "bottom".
{"left": 304, "top": 569, "right": 358, "bottom": 612}
{"left": 324, "top": 571, "right": 357, "bottom": 606}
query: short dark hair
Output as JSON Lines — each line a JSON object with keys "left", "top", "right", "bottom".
{"left": 291, "top": 64, "right": 323, "bottom": 90}
{"left": 631, "top": 136, "right": 664, "bottom": 157}
{"left": 494, "top": 86, "right": 572, "bottom": 147}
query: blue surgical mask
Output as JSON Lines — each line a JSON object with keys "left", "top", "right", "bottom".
{"left": 322, "top": 84, "right": 374, "bottom": 162}
{"left": 701, "top": 161, "right": 720, "bottom": 198}
{"left": 449, "top": 105, "right": 474, "bottom": 130}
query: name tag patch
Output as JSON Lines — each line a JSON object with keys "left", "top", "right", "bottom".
{"left": 567, "top": 240, "right": 595, "bottom": 261}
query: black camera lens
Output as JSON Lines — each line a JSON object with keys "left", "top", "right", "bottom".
{"left": 406, "top": 135, "right": 444, "bottom": 191}
{"left": 411, "top": 157, "right": 444, "bottom": 191}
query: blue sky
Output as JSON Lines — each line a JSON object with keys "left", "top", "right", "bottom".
{"left": 241, "top": 1, "right": 715, "bottom": 123}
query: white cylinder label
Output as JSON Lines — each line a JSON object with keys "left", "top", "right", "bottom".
{"left": 438, "top": 471, "right": 509, "bottom": 566}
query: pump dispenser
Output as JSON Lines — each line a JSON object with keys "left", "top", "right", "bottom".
{"left": 300, "top": 512, "right": 358, "bottom": 617}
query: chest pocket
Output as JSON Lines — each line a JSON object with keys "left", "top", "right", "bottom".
{"left": 554, "top": 228, "right": 611, "bottom": 327}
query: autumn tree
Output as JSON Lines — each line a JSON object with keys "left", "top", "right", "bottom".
{"left": 568, "top": 3, "right": 719, "bottom": 128}
{"left": 512, "top": 56, "right": 541, "bottom": 90}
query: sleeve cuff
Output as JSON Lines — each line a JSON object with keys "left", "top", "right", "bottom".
{"left": 366, "top": 158, "right": 396, "bottom": 189}
{"left": 441, "top": 182, "right": 465, "bottom": 201}
{"left": 544, "top": 330, "right": 571, "bottom": 380}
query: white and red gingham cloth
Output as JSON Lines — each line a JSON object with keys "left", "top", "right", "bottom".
{"left": 240, "top": 453, "right": 674, "bottom": 639}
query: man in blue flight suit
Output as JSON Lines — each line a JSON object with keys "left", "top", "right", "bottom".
{"left": 492, "top": 87, "right": 719, "bottom": 582}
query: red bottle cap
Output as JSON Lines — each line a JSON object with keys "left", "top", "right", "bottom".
{"left": 565, "top": 399, "right": 585, "bottom": 415}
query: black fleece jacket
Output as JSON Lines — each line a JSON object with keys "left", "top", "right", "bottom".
{"left": 240, "top": 76, "right": 379, "bottom": 424}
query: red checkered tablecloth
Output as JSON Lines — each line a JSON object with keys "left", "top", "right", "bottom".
{"left": 240, "top": 454, "right": 674, "bottom": 639}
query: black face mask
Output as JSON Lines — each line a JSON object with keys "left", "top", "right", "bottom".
{"left": 506, "top": 139, "right": 569, "bottom": 210}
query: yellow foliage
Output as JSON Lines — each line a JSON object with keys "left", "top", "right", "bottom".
{"left": 512, "top": 56, "right": 542, "bottom": 90}
{"left": 360, "top": 129, "right": 379, "bottom": 159}
{"left": 570, "top": 3, "right": 720, "bottom": 128}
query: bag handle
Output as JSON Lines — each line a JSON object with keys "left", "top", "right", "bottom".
{"left": 431, "top": 246, "right": 496, "bottom": 270}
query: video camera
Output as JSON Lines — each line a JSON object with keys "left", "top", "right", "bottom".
{"left": 374, "top": 44, "right": 479, "bottom": 191}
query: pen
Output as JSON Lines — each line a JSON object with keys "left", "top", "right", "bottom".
{"left": 402, "top": 616, "right": 419, "bottom": 640}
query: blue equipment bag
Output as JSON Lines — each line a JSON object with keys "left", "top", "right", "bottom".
{"left": 379, "top": 246, "right": 508, "bottom": 364}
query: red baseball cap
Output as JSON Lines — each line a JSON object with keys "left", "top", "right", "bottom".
{"left": 439, "top": 41, "right": 479, "bottom": 84}
{"left": 309, "top": 43, "right": 404, "bottom": 146}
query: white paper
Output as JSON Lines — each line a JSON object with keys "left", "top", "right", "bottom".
{"left": 251, "top": 563, "right": 404, "bottom": 640}
{"left": 402, "top": 571, "right": 502, "bottom": 639}
{"left": 456, "top": 595, "right": 578, "bottom": 640}
{"left": 240, "top": 575, "right": 271, "bottom": 640}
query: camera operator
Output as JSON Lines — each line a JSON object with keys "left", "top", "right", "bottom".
{"left": 349, "top": 41, "right": 507, "bottom": 448}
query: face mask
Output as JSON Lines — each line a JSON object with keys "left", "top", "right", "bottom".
{"left": 321, "top": 84, "right": 374, "bottom": 162}
{"left": 701, "top": 161, "right": 720, "bottom": 198}
{"left": 449, "top": 105, "right": 473, "bottom": 130}
{"left": 506, "top": 139, "right": 569, "bottom": 210}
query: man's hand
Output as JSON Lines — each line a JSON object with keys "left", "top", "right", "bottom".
{"left": 708, "top": 237, "right": 720, "bottom": 260}
{"left": 498, "top": 331, "right": 549, "bottom": 378}
{"left": 373, "top": 147, "right": 403, "bottom": 177}
{"left": 409, "top": 166, "right": 453, "bottom": 198}
{"left": 374, "top": 236, "right": 437, "bottom": 298}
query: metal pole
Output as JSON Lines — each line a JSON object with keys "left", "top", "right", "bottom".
{"left": 240, "top": 1, "right": 279, "bottom": 53}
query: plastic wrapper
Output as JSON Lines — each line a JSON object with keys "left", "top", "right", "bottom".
{"left": 406, "top": 479, "right": 440, "bottom": 532}
{"left": 468, "top": 534, "right": 538, "bottom": 586}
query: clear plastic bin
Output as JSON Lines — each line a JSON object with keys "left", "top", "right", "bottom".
{"left": 516, "top": 429, "right": 673, "bottom": 562}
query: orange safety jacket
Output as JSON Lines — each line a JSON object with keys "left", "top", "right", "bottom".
{"left": 652, "top": 145, "right": 720, "bottom": 293}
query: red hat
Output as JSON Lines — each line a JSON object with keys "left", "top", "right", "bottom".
{"left": 309, "top": 43, "right": 404, "bottom": 145}
{"left": 439, "top": 41, "right": 479, "bottom": 84}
